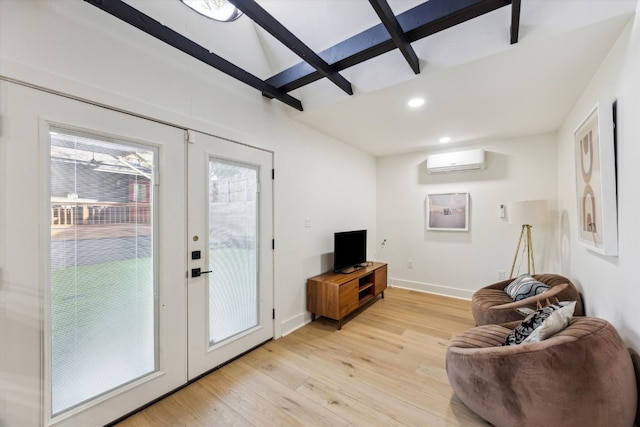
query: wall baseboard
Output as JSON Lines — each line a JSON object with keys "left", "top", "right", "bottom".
{"left": 280, "top": 312, "right": 311, "bottom": 337}
{"left": 389, "top": 278, "right": 474, "bottom": 300}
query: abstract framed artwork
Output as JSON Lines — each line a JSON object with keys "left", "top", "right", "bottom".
{"left": 574, "top": 101, "right": 618, "bottom": 256}
{"left": 426, "top": 192, "right": 469, "bottom": 231}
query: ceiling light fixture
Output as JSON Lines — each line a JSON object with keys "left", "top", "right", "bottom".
{"left": 407, "top": 98, "right": 425, "bottom": 108}
{"left": 180, "top": 0, "right": 243, "bottom": 22}
{"left": 439, "top": 137, "right": 452, "bottom": 143}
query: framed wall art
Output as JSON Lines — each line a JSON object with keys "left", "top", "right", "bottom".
{"left": 574, "top": 101, "right": 618, "bottom": 256}
{"left": 426, "top": 192, "right": 469, "bottom": 231}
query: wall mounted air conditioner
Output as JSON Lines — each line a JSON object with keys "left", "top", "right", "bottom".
{"left": 426, "top": 148, "right": 486, "bottom": 174}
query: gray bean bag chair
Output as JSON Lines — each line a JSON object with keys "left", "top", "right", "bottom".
{"left": 446, "top": 317, "right": 637, "bottom": 427}
{"left": 471, "top": 273, "right": 584, "bottom": 326}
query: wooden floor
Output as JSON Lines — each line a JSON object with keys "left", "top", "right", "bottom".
{"left": 115, "top": 288, "right": 489, "bottom": 426}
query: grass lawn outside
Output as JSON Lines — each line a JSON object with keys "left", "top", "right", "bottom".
{"left": 50, "top": 257, "right": 155, "bottom": 414}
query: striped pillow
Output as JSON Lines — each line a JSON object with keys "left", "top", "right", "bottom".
{"left": 504, "top": 274, "right": 550, "bottom": 301}
{"left": 504, "top": 301, "right": 576, "bottom": 345}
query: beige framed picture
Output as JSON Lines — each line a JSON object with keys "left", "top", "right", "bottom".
{"left": 426, "top": 192, "right": 469, "bottom": 231}
{"left": 574, "top": 101, "right": 618, "bottom": 256}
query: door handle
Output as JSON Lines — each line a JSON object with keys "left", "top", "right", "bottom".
{"left": 191, "top": 268, "right": 212, "bottom": 278}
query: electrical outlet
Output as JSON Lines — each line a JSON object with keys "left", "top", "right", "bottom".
{"left": 497, "top": 270, "right": 506, "bottom": 280}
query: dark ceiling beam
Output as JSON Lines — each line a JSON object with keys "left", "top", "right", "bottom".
{"left": 368, "top": 0, "right": 420, "bottom": 75}
{"left": 83, "top": 0, "right": 303, "bottom": 111}
{"left": 266, "top": 0, "right": 511, "bottom": 93}
{"left": 230, "top": 0, "right": 353, "bottom": 96}
{"left": 510, "top": 0, "right": 522, "bottom": 44}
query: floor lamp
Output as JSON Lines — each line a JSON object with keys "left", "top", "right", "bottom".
{"left": 508, "top": 200, "right": 548, "bottom": 278}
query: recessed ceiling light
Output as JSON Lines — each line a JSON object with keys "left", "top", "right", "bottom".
{"left": 407, "top": 98, "right": 425, "bottom": 108}
{"left": 439, "top": 137, "right": 452, "bottom": 143}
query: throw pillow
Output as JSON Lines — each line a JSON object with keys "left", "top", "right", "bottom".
{"left": 504, "top": 274, "right": 551, "bottom": 301}
{"left": 522, "top": 301, "right": 576, "bottom": 344}
{"left": 504, "top": 301, "right": 576, "bottom": 346}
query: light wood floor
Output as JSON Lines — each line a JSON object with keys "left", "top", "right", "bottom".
{"left": 114, "top": 288, "right": 489, "bottom": 426}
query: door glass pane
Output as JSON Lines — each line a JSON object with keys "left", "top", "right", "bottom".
{"left": 49, "top": 128, "right": 157, "bottom": 415}
{"left": 208, "top": 159, "right": 258, "bottom": 345}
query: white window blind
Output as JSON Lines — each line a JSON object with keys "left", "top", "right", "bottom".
{"left": 49, "top": 127, "right": 158, "bottom": 415}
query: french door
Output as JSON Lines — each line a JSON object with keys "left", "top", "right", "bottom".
{"left": 0, "top": 81, "right": 274, "bottom": 426}
{"left": 187, "top": 131, "right": 274, "bottom": 379}
{"left": 0, "top": 81, "right": 186, "bottom": 427}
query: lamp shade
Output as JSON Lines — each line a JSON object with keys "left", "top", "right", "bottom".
{"left": 508, "top": 200, "right": 549, "bottom": 225}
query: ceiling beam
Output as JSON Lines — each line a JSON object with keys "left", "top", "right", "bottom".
{"left": 510, "top": 0, "right": 522, "bottom": 44}
{"left": 368, "top": 0, "right": 420, "bottom": 75}
{"left": 266, "top": 0, "right": 511, "bottom": 93}
{"left": 230, "top": 0, "right": 353, "bottom": 96}
{"left": 83, "top": 0, "right": 303, "bottom": 111}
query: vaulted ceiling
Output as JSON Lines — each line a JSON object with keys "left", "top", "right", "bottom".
{"left": 87, "top": 0, "right": 637, "bottom": 156}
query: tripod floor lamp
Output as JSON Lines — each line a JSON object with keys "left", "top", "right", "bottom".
{"left": 508, "top": 200, "right": 549, "bottom": 278}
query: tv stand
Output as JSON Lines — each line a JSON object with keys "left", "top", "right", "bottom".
{"left": 307, "top": 262, "right": 387, "bottom": 330}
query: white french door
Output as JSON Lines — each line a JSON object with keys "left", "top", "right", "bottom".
{"left": 0, "top": 81, "right": 186, "bottom": 427}
{"left": 187, "top": 131, "right": 274, "bottom": 379}
{"left": 0, "top": 82, "right": 274, "bottom": 426}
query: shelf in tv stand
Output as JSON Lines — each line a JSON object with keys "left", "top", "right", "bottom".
{"left": 359, "top": 282, "right": 374, "bottom": 292}
{"left": 306, "top": 262, "right": 387, "bottom": 330}
{"left": 358, "top": 293, "right": 374, "bottom": 306}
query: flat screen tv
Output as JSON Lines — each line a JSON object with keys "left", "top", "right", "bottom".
{"left": 333, "top": 230, "right": 367, "bottom": 273}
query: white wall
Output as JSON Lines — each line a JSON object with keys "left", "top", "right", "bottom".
{"left": 0, "top": 1, "right": 376, "bottom": 337}
{"left": 556, "top": 9, "right": 640, "bottom": 350}
{"left": 273, "top": 123, "right": 377, "bottom": 332}
{"left": 376, "top": 134, "right": 559, "bottom": 298}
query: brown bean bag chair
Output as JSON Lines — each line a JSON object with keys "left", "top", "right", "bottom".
{"left": 446, "top": 317, "right": 637, "bottom": 427}
{"left": 471, "top": 273, "right": 584, "bottom": 325}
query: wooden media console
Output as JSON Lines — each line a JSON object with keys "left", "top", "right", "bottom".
{"left": 306, "top": 262, "right": 387, "bottom": 330}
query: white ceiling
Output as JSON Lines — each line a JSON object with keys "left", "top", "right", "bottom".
{"left": 128, "top": 0, "right": 638, "bottom": 156}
